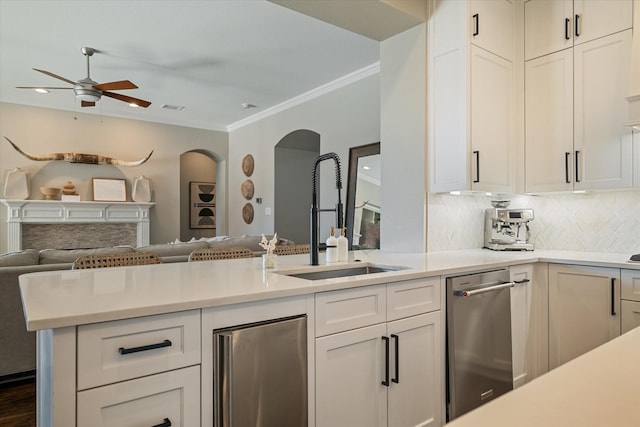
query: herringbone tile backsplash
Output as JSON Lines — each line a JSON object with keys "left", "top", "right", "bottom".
{"left": 427, "top": 190, "right": 640, "bottom": 254}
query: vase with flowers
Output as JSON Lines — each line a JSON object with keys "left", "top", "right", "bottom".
{"left": 260, "top": 233, "right": 278, "bottom": 269}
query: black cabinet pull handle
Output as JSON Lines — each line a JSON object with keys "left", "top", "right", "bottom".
{"left": 152, "top": 418, "right": 172, "bottom": 427}
{"left": 565, "top": 152, "right": 571, "bottom": 183}
{"left": 611, "top": 278, "right": 617, "bottom": 316}
{"left": 391, "top": 334, "right": 399, "bottom": 384}
{"left": 565, "top": 17, "right": 571, "bottom": 40}
{"left": 382, "top": 336, "right": 390, "bottom": 387}
{"left": 574, "top": 150, "right": 580, "bottom": 183}
{"left": 119, "top": 339, "right": 172, "bottom": 355}
{"left": 473, "top": 13, "right": 479, "bottom": 36}
{"left": 473, "top": 151, "right": 480, "bottom": 183}
{"left": 575, "top": 14, "right": 580, "bottom": 37}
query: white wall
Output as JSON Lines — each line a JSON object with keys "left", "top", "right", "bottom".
{"left": 0, "top": 102, "right": 228, "bottom": 252}
{"left": 380, "top": 23, "right": 428, "bottom": 252}
{"left": 228, "top": 74, "right": 380, "bottom": 241}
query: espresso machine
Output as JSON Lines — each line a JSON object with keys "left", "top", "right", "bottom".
{"left": 484, "top": 201, "right": 534, "bottom": 251}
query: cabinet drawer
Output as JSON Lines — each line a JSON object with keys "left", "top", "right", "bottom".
{"left": 315, "top": 284, "right": 386, "bottom": 337}
{"left": 77, "top": 310, "right": 200, "bottom": 390}
{"left": 622, "top": 300, "right": 640, "bottom": 334}
{"left": 622, "top": 269, "right": 640, "bottom": 302}
{"left": 387, "top": 277, "right": 441, "bottom": 321}
{"left": 77, "top": 365, "right": 200, "bottom": 427}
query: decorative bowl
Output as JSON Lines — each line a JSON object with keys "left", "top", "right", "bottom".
{"left": 40, "top": 187, "right": 61, "bottom": 200}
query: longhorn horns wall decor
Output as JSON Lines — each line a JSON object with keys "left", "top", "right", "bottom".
{"left": 4, "top": 137, "right": 153, "bottom": 167}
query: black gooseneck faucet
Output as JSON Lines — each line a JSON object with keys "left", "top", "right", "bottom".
{"left": 310, "top": 152, "right": 343, "bottom": 265}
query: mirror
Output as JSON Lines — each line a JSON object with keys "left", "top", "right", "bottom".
{"left": 345, "top": 142, "right": 380, "bottom": 250}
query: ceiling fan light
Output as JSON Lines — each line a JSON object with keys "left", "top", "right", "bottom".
{"left": 74, "top": 87, "right": 101, "bottom": 103}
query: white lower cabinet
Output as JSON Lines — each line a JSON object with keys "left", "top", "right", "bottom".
{"left": 77, "top": 365, "right": 200, "bottom": 427}
{"left": 509, "top": 263, "right": 548, "bottom": 388}
{"left": 622, "top": 269, "right": 640, "bottom": 334}
{"left": 315, "top": 278, "right": 443, "bottom": 427}
{"left": 548, "top": 264, "right": 621, "bottom": 369}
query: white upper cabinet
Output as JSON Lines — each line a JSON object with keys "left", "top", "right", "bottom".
{"left": 470, "top": 0, "right": 515, "bottom": 61}
{"left": 524, "top": 0, "right": 632, "bottom": 60}
{"left": 524, "top": 0, "right": 634, "bottom": 193}
{"left": 525, "top": 49, "right": 574, "bottom": 193}
{"left": 574, "top": 31, "right": 633, "bottom": 189}
{"left": 525, "top": 0, "right": 573, "bottom": 60}
{"left": 573, "top": 0, "right": 633, "bottom": 45}
{"left": 429, "top": 0, "right": 516, "bottom": 193}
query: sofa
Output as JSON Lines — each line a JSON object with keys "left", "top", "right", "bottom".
{"left": 0, "top": 235, "right": 292, "bottom": 382}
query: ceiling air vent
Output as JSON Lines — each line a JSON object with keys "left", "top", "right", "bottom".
{"left": 161, "top": 104, "right": 185, "bottom": 111}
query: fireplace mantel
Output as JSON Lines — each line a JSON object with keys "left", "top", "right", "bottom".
{"left": 1, "top": 199, "right": 154, "bottom": 252}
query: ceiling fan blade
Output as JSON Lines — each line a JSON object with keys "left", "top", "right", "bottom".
{"left": 103, "top": 91, "right": 151, "bottom": 108}
{"left": 16, "top": 86, "right": 73, "bottom": 89}
{"left": 81, "top": 100, "right": 96, "bottom": 107}
{"left": 33, "top": 68, "right": 76, "bottom": 86}
{"left": 94, "top": 80, "right": 138, "bottom": 91}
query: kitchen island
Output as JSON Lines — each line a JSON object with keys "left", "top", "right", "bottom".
{"left": 19, "top": 249, "right": 640, "bottom": 426}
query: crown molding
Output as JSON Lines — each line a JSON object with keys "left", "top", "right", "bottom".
{"left": 227, "top": 62, "right": 380, "bottom": 132}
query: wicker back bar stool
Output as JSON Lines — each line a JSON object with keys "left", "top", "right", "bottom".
{"left": 273, "top": 244, "right": 311, "bottom": 256}
{"left": 188, "top": 247, "right": 253, "bottom": 262}
{"left": 72, "top": 251, "right": 162, "bottom": 269}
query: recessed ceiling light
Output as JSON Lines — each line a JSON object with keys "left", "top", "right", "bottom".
{"left": 34, "top": 88, "right": 49, "bottom": 94}
{"left": 241, "top": 103, "right": 257, "bottom": 109}
{"left": 362, "top": 166, "right": 370, "bottom": 170}
{"left": 129, "top": 103, "right": 140, "bottom": 108}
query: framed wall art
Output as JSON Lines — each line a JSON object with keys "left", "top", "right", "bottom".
{"left": 190, "top": 181, "right": 216, "bottom": 229}
{"left": 92, "top": 178, "right": 127, "bottom": 202}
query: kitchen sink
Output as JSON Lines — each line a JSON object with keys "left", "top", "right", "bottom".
{"left": 279, "top": 263, "right": 408, "bottom": 280}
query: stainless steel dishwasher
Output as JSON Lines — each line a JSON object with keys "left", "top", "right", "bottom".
{"left": 446, "top": 269, "right": 517, "bottom": 421}
{"left": 213, "top": 315, "right": 307, "bottom": 427}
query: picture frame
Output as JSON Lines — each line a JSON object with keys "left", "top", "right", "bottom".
{"left": 92, "top": 178, "right": 127, "bottom": 202}
{"left": 190, "top": 181, "right": 216, "bottom": 229}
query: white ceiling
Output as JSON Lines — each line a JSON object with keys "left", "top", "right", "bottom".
{"left": 0, "top": 0, "right": 380, "bottom": 132}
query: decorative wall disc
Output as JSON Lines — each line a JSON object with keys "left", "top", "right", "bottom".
{"left": 241, "top": 179, "right": 254, "bottom": 200}
{"left": 242, "top": 154, "right": 255, "bottom": 177}
{"left": 242, "top": 203, "right": 254, "bottom": 224}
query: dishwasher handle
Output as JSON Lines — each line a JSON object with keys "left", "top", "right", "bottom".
{"left": 453, "top": 279, "right": 529, "bottom": 297}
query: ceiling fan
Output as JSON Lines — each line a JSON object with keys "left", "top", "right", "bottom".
{"left": 16, "top": 47, "right": 151, "bottom": 108}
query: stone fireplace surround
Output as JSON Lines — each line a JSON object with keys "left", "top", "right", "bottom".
{"left": 0, "top": 199, "right": 153, "bottom": 252}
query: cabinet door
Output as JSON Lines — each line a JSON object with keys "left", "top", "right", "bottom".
{"left": 428, "top": 0, "right": 469, "bottom": 193}
{"left": 573, "top": 0, "right": 633, "bottom": 46}
{"left": 387, "top": 312, "right": 442, "bottom": 427}
{"left": 470, "top": 0, "right": 514, "bottom": 61}
{"left": 471, "top": 45, "right": 515, "bottom": 193}
{"left": 510, "top": 265, "right": 533, "bottom": 388}
{"left": 525, "top": 49, "right": 574, "bottom": 193}
{"left": 621, "top": 301, "right": 640, "bottom": 334}
{"left": 574, "top": 30, "right": 633, "bottom": 190}
{"left": 315, "top": 323, "right": 387, "bottom": 427}
{"left": 524, "top": 0, "right": 573, "bottom": 60}
{"left": 77, "top": 365, "right": 200, "bottom": 427}
{"left": 549, "top": 264, "right": 621, "bottom": 369}
{"left": 621, "top": 269, "right": 640, "bottom": 302}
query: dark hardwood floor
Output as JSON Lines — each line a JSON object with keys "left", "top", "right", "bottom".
{"left": 0, "top": 378, "right": 36, "bottom": 427}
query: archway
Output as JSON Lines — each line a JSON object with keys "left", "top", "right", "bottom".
{"left": 179, "top": 150, "right": 226, "bottom": 241}
{"left": 274, "top": 130, "right": 320, "bottom": 244}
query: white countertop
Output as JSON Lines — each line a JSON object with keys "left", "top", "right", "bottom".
{"left": 19, "top": 249, "right": 639, "bottom": 331}
{"left": 445, "top": 325, "right": 640, "bottom": 427}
